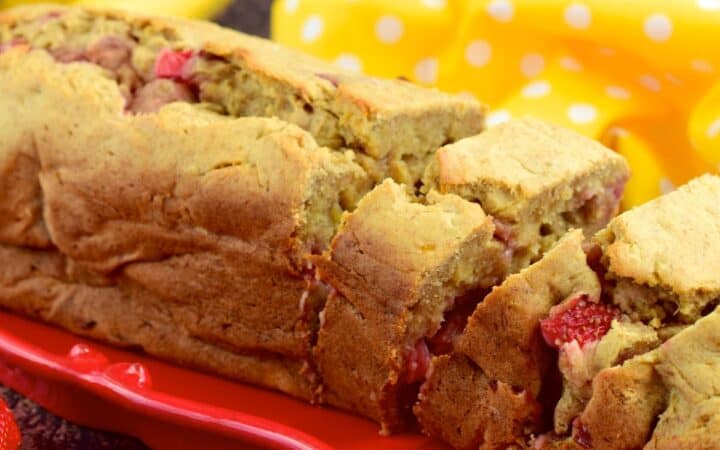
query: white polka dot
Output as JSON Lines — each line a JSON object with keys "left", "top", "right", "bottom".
{"left": 465, "top": 40, "right": 492, "bottom": 68}
{"left": 644, "top": 13, "right": 673, "bottom": 42}
{"left": 487, "top": 110, "right": 511, "bottom": 127}
{"left": 520, "top": 53, "right": 545, "bottom": 78}
{"left": 692, "top": 59, "right": 715, "bottom": 73}
{"left": 707, "top": 118, "right": 720, "bottom": 138}
{"left": 375, "top": 16, "right": 404, "bottom": 44}
{"left": 522, "top": 80, "right": 551, "bottom": 98}
{"left": 414, "top": 57, "right": 439, "bottom": 84}
{"left": 487, "top": 0, "right": 514, "bottom": 22}
{"left": 639, "top": 74, "right": 661, "bottom": 92}
{"left": 659, "top": 178, "right": 675, "bottom": 195}
{"left": 422, "top": 0, "right": 447, "bottom": 8}
{"left": 559, "top": 56, "right": 583, "bottom": 71}
{"left": 334, "top": 54, "right": 362, "bottom": 73}
{"left": 301, "top": 15, "right": 324, "bottom": 43}
{"left": 697, "top": 0, "right": 720, "bottom": 10}
{"left": 567, "top": 103, "right": 597, "bottom": 124}
{"left": 564, "top": 3, "right": 592, "bottom": 29}
{"left": 606, "top": 85, "right": 631, "bottom": 100}
{"left": 284, "top": 0, "right": 299, "bottom": 13}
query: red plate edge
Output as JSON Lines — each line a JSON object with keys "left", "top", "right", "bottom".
{"left": 0, "top": 310, "right": 446, "bottom": 450}
{"left": 0, "top": 313, "right": 329, "bottom": 450}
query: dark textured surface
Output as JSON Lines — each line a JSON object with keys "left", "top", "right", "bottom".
{"left": 0, "top": 2, "right": 273, "bottom": 449}
{"left": 0, "top": 387, "right": 148, "bottom": 450}
{"left": 216, "top": 0, "right": 273, "bottom": 38}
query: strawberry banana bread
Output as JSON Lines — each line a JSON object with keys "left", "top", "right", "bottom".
{"left": 314, "top": 120, "right": 629, "bottom": 433}
{"left": 0, "top": 4, "right": 483, "bottom": 400}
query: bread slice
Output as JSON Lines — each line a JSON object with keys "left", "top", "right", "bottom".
{"left": 0, "top": 4, "right": 484, "bottom": 186}
{"left": 595, "top": 174, "right": 720, "bottom": 325}
{"left": 313, "top": 180, "right": 500, "bottom": 433}
{"left": 423, "top": 117, "right": 630, "bottom": 272}
{"left": 535, "top": 351, "right": 666, "bottom": 450}
{"left": 646, "top": 308, "right": 720, "bottom": 449}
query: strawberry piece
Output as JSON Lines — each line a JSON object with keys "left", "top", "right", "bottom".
{"left": 492, "top": 217, "right": 515, "bottom": 245}
{"left": 154, "top": 49, "right": 194, "bottom": 81}
{"left": 540, "top": 294, "right": 619, "bottom": 349}
{"left": 427, "top": 299, "right": 477, "bottom": 356}
{"left": 0, "top": 40, "right": 26, "bottom": 55}
{"left": 0, "top": 398, "right": 20, "bottom": 450}
{"left": 402, "top": 340, "right": 431, "bottom": 384}
{"left": 572, "top": 418, "right": 593, "bottom": 449}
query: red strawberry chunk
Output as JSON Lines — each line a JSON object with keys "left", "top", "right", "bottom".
{"left": 0, "top": 40, "right": 26, "bottom": 55}
{"left": 540, "top": 294, "right": 620, "bottom": 349}
{"left": 154, "top": 49, "right": 194, "bottom": 81}
{"left": 572, "top": 418, "right": 593, "bottom": 449}
{"left": 427, "top": 299, "right": 477, "bottom": 356}
{"left": 0, "top": 398, "right": 20, "bottom": 450}
{"left": 403, "top": 339, "right": 431, "bottom": 384}
{"left": 427, "top": 312, "right": 466, "bottom": 356}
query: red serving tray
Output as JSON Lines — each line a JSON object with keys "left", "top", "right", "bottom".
{"left": 0, "top": 310, "right": 446, "bottom": 450}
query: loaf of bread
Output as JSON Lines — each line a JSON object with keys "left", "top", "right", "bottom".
{"left": 0, "top": 3, "right": 482, "bottom": 401}
{"left": 5, "top": 5, "right": 719, "bottom": 450}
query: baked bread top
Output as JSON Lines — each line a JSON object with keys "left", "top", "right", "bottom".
{"left": 423, "top": 117, "right": 629, "bottom": 217}
{"left": 0, "top": 48, "right": 365, "bottom": 272}
{"left": 0, "top": 4, "right": 484, "bottom": 185}
{"left": 595, "top": 174, "right": 720, "bottom": 320}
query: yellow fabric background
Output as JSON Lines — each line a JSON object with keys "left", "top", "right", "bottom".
{"left": 271, "top": 0, "right": 720, "bottom": 207}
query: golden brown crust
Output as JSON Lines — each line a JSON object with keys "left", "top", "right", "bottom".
{"left": 0, "top": 4, "right": 484, "bottom": 186}
{"left": 595, "top": 174, "right": 720, "bottom": 323}
{"left": 578, "top": 353, "right": 666, "bottom": 450}
{"left": 646, "top": 309, "right": 720, "bottom": 449}
{"left": 425, "top": 117, "right": 627, "bottom": 203}
{"left": 414, "top": 354, "right": 541, "bottom": 450}
{"left": 0, "top": 244, "right": 315, "bottom": 399}
{"left": 416, "top": 231, "right": 600, "bottom": 448}
{"left": 314, "top": 293, "right": 407, "bottom": 428}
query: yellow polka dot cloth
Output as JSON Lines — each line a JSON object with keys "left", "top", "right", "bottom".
{"left": 272, "top": 0, "right": 720, "bottom": 207}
